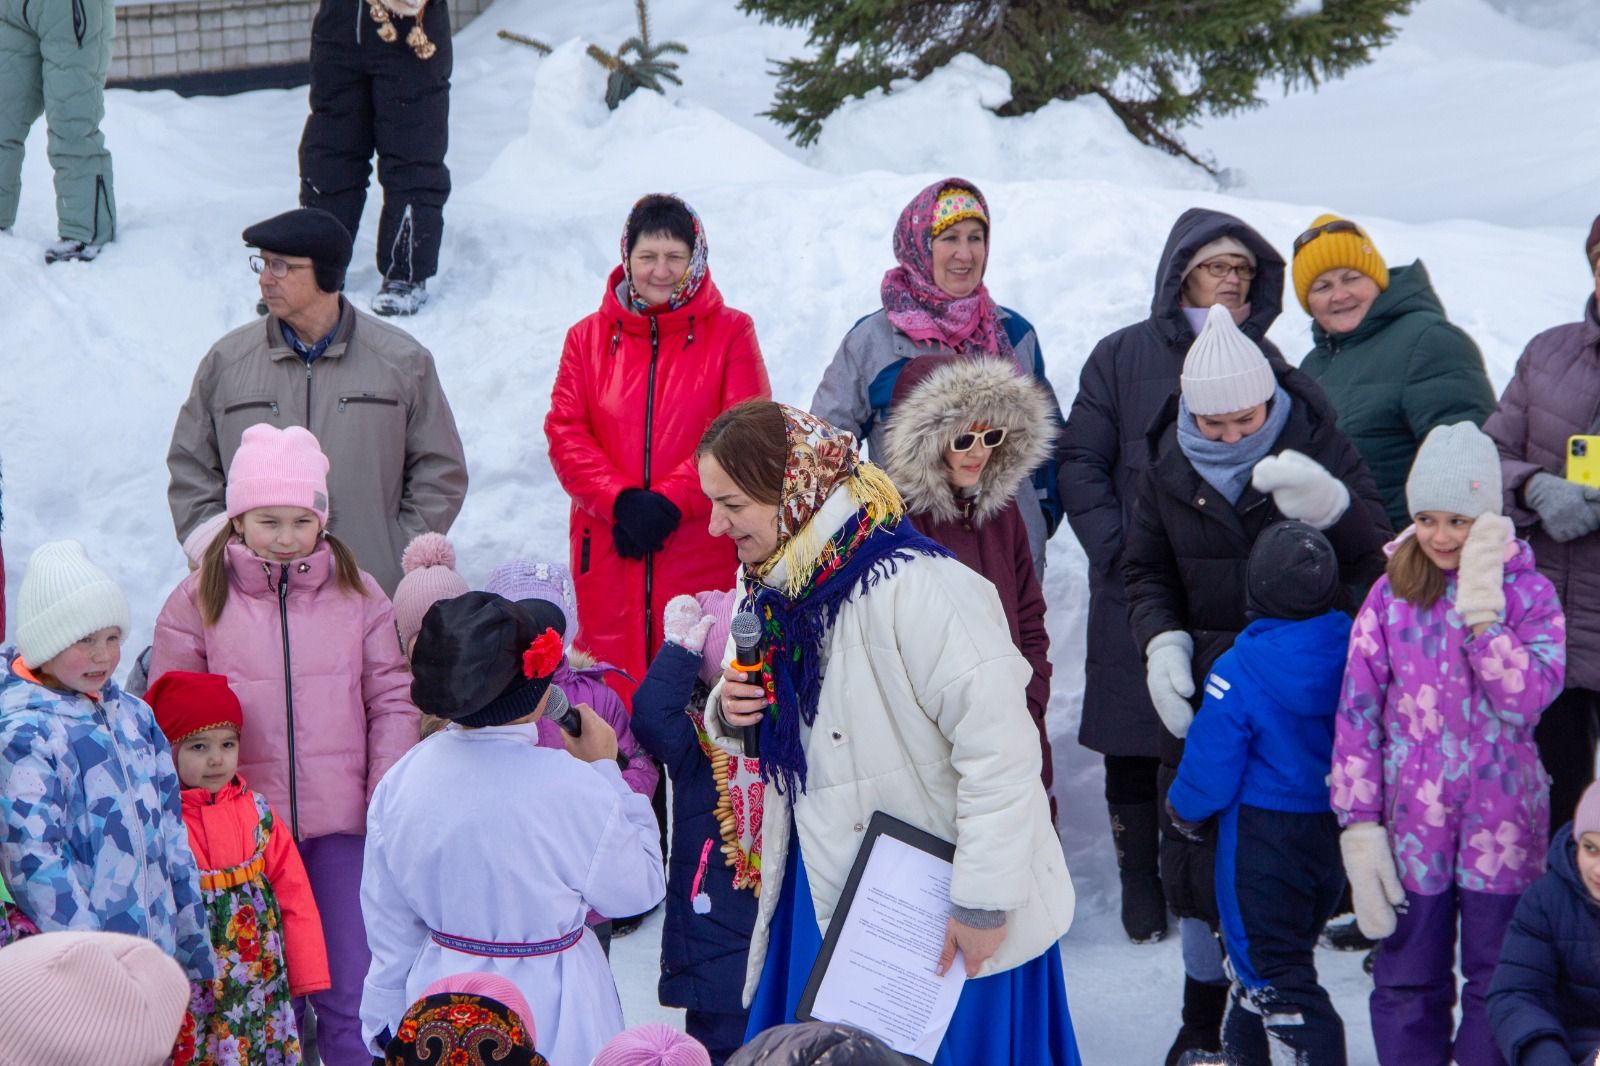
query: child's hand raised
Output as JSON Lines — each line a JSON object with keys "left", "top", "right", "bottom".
{"left": 561, "top": 703, "right": 620, "bottom": 764}
{"left": 1457, "top": 513, "right": 1513, "bottom": 631}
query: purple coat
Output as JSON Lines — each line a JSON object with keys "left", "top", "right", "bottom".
{"left": 1331, "top": 537, "right": 1566, "bottom": 896}
{"left": 1483, "top": 296, "right": 1600, "bottom": 690}
{"left": 539, "top": 653, "right": 659, "bottom": 800}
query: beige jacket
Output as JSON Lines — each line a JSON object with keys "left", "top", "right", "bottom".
{"left": 166, "top": 302, "right": 468, "bottom": 594}
{"left": 706, "top": 485, "right": 1075, "bottom": 1002}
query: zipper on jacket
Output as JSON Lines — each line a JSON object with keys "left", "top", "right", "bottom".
{"left": 643, "top": 315, "right": 661, "bottom": 656}
{"left": 580, "top": 528, "right": 591, "bottom": 574}
{"left": 274, "top": 562, "right": 301, "bottom": 840}
{"left": 686, "top": 315, "right": 696, "bottom": 346}
{"left": 224, "top": 399, "right": 280, "bottom": 416}
{"left": 94, "top": 701, "right": 153, "bottom": 921}
{"left": 305, "top": 363, "right": 313, "bottom": 417}
{"left": 338, "top": 394, "right": 399, "bottom": 412}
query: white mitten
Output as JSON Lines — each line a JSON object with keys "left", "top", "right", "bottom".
{"left": 1145, "top": 631, "right": 1196, "bottom": 739}
{"left": 1455, "top": 513, "right": 1512, "bottom": 628}
{"left": 1251, "top": 450, "right": 1351, "bottom": 531}
{"left": 662, "top": 594, "right": 715, "bottom": 653}
{"left": 1339, "top": 822, "right": 1406, "bottom": 939}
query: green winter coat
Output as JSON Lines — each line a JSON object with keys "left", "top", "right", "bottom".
{"left": 1301, "top": 260, "right": 1495, "bottom": 529}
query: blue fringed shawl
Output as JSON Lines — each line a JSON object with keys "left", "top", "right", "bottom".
{"left": 741, "top": 507, "right": 951, "bottom": 798}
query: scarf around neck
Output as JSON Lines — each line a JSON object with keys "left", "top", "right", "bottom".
{"left": 1176, "top": 383, "right": 1293, "bottom": 505}
{"left": 621, "top": 193, "right": 709, "bottom": 313}
{"left": 880, "top": 177, "right": 1013, "bottom": 358}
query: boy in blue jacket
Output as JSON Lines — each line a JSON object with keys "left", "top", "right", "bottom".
{"left": 1488, "top": 781, "right": 1600, "bottom": 1066}
{"left": 1168, "top": 520, "right": 1351, "bottom": 1066}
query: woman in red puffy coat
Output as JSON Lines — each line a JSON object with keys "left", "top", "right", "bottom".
{"left": 546, "top": 195, "right": 770, "bottom": 695}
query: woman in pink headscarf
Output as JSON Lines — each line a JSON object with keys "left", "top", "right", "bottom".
{"left": 809, "top": 177, "right": 1064, "bottom": 578}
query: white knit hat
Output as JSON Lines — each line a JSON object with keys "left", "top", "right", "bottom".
{"left": 0, "top": 931, "right": 189, "bottom": 1066}
{"left": 16, "top": 541, "right": 131, "bottom": 668}
{"left": 1183, "top": 235, "right": 1256, "bottom": 280}
{"left": 1181, "top": 304, "right": 1276, "bottom": 416}
{"left": 1406, "top": 422, "right": 1503, "bottom": 520}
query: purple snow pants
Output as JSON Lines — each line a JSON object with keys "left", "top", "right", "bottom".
{"left": 1370, "top": 888, "right": 1519, "bottom": 1066}
{"left": 293, "top": 833, "right": 372, "bottom": 1066}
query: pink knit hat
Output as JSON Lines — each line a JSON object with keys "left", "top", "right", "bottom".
{"left": 592, "top": 1023, "right": 712, "bottom": 1066}
{"left": 421, "top": 972, "right": 536, "bottom": 1045}
{"left": 393, "top": 533, "right": 470, "bottom": 649}
{"left": 1574, "top": 780, "right": 1600, "bottom": 841}
{"left": 693, "top": 588, "right": 737, "bottom": 686}
{"left": 0, "top": 931, "right": 189, "bottom": 1066}
{"left": 225, "top": 424, "right": 331, "bottom": 525}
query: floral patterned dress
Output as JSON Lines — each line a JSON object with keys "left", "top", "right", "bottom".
{"left": 181, "top": 793, "right": 301, "bottom": 1066}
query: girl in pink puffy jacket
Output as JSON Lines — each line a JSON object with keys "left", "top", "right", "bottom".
{"left": 1332, "top": 423, "right": 1565, "bottom": 1066}
{"left": 151, "top": 424, "right": 419, "bottom": 1066}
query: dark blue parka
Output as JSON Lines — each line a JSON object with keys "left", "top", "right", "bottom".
{"left": 1489, "top": 826, "right": 1600, "bottom": 1066}
{"left": 1060, "top": 208, "right": 1289, "bottom": 757}
{"left": 630, "top": 641, "right": 756, "bottom": 1014}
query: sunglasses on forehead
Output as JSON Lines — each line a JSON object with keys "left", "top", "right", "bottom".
{"left": 1293, "top": 219, "right": 1366, "bottom": 254}
{"left": 951, "top": 427, "right": 1007, "bottom": 452}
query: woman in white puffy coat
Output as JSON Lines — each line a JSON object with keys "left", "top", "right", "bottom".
{"left": 697, "top": 399, "right": 1079, "bottom": 1065}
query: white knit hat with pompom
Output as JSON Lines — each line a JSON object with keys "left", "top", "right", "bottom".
{"left": 392, "top": 532, "right": 469, "bottom": 649}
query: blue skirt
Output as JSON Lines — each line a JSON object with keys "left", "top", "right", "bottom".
{"left": 745, "top": 831, "right": 1082, "bottom": 1065}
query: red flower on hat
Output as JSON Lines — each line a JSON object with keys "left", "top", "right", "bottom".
{"left": 522, "top": 628, "right": 563, "bottom": 680}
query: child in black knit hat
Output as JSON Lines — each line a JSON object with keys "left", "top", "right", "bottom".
{"left": 358, "top": 591, "right": 665, "bottom": 1066}
{"left": 1166, "top": 520, "right": 1353, "bottom": 1066}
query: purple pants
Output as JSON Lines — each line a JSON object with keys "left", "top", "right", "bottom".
{"left": 293, "top": 833, "right": 372, "bottom": 1066}
{"left": 1370, "top": 887, "right": 1519, "bottom": 1066}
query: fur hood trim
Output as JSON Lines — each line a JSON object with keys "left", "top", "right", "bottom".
{"left": 881, "top": 357, "right": 1054, "bottom": 526}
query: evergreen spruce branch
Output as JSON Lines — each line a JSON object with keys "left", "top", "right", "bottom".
{"left": 497, "top": 29, "right": 553, "bottom": 53}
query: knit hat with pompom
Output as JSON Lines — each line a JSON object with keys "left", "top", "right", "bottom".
{"left": 392, "top": 532, "right": 469, "bottom": 650}
{"left": 591, "top": 1023, "right": 712, "bottom": 1066}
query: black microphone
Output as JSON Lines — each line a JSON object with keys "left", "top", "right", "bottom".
{"left": 544, "top": 683, "right": 582, "bottom": 738}
{"left": 729, "top": 611, "right": 764, "bottom": 760}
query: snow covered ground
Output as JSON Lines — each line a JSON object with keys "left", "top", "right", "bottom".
{"left": 2, "top": 0, "right": 1595, "bottom": 1061}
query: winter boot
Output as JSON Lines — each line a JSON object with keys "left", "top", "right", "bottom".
{"left": 44, "top": 239, "right": 101, "bottom": 264}
{"left": 372, "top": 277, "right": 428, "bottom": 316}
{"left": 1110, "top": 802, "right": 1168, "bottom": 943}
{"left": 1164, "top": 977, "right": 1228, "bottom": 1066}
{"left": 1321, "top": 911, "right": 1377, "bottom": 952}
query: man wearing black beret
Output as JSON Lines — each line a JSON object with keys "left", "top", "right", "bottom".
{"left": 164, "top": 206, "right": 468, "bottom": 597}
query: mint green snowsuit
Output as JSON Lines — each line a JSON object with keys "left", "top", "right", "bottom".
{"left": 0, "top": 0, "right": 117, "bottom": 244}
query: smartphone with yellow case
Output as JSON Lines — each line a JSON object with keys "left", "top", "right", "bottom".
{"left": 1567, "top": 435, "right": 1600, "bottom": 486}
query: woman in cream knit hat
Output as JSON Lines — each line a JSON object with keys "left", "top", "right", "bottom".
{"left": 1122, "top": 306, "right": 1390, "bottom": 1065}
{"left": 1294, "top": 213, "right": 1496, "bottom": 530}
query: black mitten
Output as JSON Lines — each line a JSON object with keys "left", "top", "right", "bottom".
{"left": 613, "top": 488, "right": 682, "bottom": 558}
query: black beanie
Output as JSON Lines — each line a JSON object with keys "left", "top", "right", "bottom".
{"left": 1246, "top": 520, "right": 1341, "bottom": 622}
{"left": 409, "top": 592, "right": 564, "bottom": 727}
{"left": 242, "top": 208, "right": 353, "bottom": 294}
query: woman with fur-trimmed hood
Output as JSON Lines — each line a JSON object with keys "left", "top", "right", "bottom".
{"left": 883, "top": 355, "right": 1055, "bottom": 814}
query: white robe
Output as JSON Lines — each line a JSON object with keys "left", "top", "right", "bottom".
{"left": 359, "top": 722, "right": 665, "bottom": 1066}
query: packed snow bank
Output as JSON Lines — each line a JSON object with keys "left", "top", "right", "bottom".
{"left": 0, "top": 0, "right": 1592, "bottom": 1062}
{"left": 1191, "top": 0, "right": 1600, "bottom": 229}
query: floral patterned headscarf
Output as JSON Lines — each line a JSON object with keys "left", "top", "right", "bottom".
{"left": 880, "top": 177, "right": 1013, "bottom": 358}
{"left": 773, "top": 405, "right": 860, "bottom": 550}
{"left": 622, "top": 193, "right": 710, "bottom": 313}
{"left": 385, "top": 992, "right": 549, "bottom": 1066}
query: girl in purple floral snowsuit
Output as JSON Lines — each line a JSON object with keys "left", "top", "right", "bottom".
{"left": 1332, "top": 423, "right": 1566, "bottom": 1066}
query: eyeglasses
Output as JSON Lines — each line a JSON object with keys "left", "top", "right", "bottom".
{"left": 249, "top": 255, "right": 313, "bottom": 279}
{"left": 1197, "top": 259, "right": 1256, "bottom": 280}
{"left": 1293, "top": 219, "right": 1365, "bottom": 253}
{"left": 951, "top": 427, "right": 1007, "bottom": 452}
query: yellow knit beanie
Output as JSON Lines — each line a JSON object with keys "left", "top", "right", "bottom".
{"left": 1291, "top": 213, "right": 1389, "bottom": 312}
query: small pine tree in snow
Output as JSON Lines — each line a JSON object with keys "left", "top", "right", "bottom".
{"left": 588, "top": 0, "right": 688, "bottom": 110}
{"left": 740, "top": 0, "right": 1412, "bottom": 170}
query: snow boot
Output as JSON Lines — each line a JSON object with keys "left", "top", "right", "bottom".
{"left": 1110, "top": 801, "right": 1168, "bottom": 943}
{"left": 372, "top": 277, "right": 428, "bottom": 316}
{"left": 1165, "top": 977, "right": 1228, "bottom": 1066}
{"left": 44, "top": 239, "right": 101, "bottom": 264}
{"left": 1321, "top": 911, "right": 1377, "bottom": 952}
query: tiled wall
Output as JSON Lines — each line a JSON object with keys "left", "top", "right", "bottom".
{"left": 110, "top": 0, "right": 493, "bottom": 84}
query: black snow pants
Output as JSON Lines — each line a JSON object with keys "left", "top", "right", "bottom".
{"left": 298, "top": 0, "right": 451, "bottom": 282}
